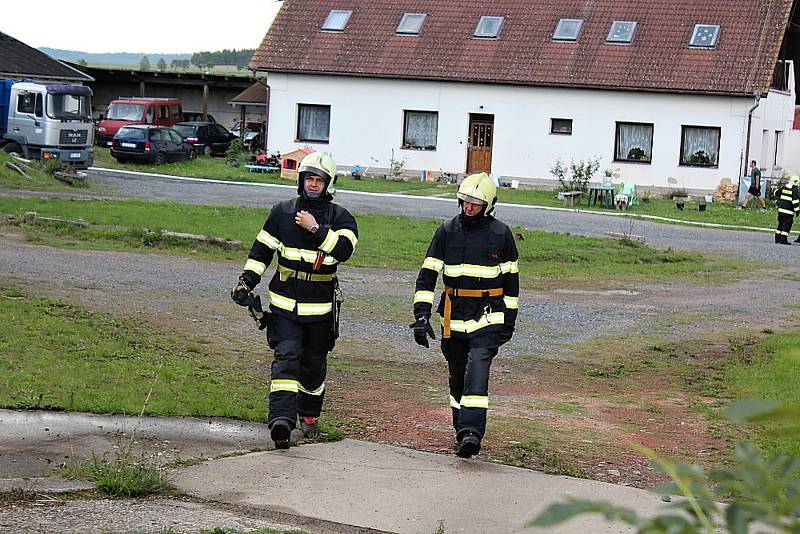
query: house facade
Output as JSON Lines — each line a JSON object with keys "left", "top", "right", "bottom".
{"left": 252, "top": 0, "right": 799, "bottom": 192}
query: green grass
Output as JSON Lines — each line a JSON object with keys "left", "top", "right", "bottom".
{"left": 0, "top": 286, "right": 269, "bottom": 419}
{"left": 721, "top": 332, "right": 800, "bottom": 456}
{"left": 0, "top": 151, "right": 92, "bottom": 191}
{"left": 60, "top": 453, "right": 175, "bottom": 497}
{"left": 0, "top": 196, "right": 751, "bottom": 286}
{"left": 92, "top": 148, "right": 783, "bottom": 229}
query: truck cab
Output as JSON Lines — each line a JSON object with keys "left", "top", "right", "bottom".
{"left": 0, "top": 80, "right": 95, "bottom": 168}
{"left": 96, "top": 98, "right": 183, "bottom": 146}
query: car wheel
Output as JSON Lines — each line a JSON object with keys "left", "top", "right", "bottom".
{"left": 155, "top": 152, "right": 166, "bottom": 165}
{"left": 203, "top": 145, "right": 212, "bottom": 157}
{"left": 2, "top": 142, "right": 23, "bottom": 157}
{"left": 188, "top": 149, "right": 197, "bottom": 160}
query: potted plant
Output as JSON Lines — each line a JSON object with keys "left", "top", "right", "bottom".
{"left": 627, "top": 147, "right": 647, "bottom": 161}
{"left": 688, "top": 150, "right": 711, "bottom": 165}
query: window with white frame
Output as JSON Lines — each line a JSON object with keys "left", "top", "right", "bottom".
{"left": 553, "top": 19, "right": 584, "bottom": 41}
{"left": 550, "top": 118, "right": 573, "bottom": 135}
{"left": 607, "top": 21, "right": 638, "bottom": 43}
{"left": 680, "top": 125, "right": 720, "bottom": 167}
{"left": 615, "top": 122, "right": 653, "bottom": 162}
{"left": 402, "top": 110, "right": 438, "bottom": 150}
{"left": 297, "top": 104, "right": 331, "bottom": 143}
{"left": 322, "top": 10, "right": 352, "bottom": 31}
{"left": 474, "top": 16, "right": 504, "bottom": 38}
{"left": 397, "top": 13, "right": 427, "bottom": 35}
{"left": 689, "top": 24, "right": 720, "bottom": 48}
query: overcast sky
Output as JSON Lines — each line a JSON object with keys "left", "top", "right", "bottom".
{"left": 2, "top": 0, "right": 282, "bottom": 54}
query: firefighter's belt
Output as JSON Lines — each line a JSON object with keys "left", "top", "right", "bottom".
{"left": 277, "top": 265, "right": 336, "bottom": 282}
{"left": 442, "top": 285, "right": 503, "bottom": 339}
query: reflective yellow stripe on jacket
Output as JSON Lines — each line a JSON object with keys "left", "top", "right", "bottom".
{"left": 449, "top": 312, "right": 505, "bottom": 333}
{"left": 268, "top": 291, "right": 333, "bottom": 316}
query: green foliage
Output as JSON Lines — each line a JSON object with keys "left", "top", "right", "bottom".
{"left": 61, "top": 452, "right": 174, "bottom": 497}
{"left": 191, "top": 49, "right": 255, "bottom": 69}
{"left": 550, "top": 156, "right": 601, "bottom": 192}
{"left": 529, "top": 401, "right": 800, "bottom": 533}
{"left": 156, "top": 57, "right": 167, "bottom": 71}
{"left": 139, "top": 56, "right": 150, "bottom": 71}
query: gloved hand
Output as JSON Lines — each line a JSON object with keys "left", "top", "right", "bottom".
{"left": 498, "top": 325, "right": 514, "bottom": 346}
{"left": 410, "top": 315, "right": 436, "bottom": 348}
{"left": 231, "top": 275, "right": 253, "bottom": 307}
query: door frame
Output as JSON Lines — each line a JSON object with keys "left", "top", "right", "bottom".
{"left": 466, "top": 113, "right": 495, "bottom": 174}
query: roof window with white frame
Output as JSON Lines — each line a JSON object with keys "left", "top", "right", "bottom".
{"left": 397, "top": 13, "right": 427, "bottom": 35}
{"left": 474, "top": 16, "right": 505, "bottom": 38}
{"left": 321, "top": 10, "right": 352, "bottom": 32}
{"left": 606, "top": 21, "right": 638, "bottom": 44}
{"left": 553, "top": 18, "right": 584, "bottom": 42}
{"left": 689, "top": 24, "right": 720, "bottom": 48}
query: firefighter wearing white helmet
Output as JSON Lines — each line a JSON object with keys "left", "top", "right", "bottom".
{"left": 775, "top": 175, "right": 800, "bottom": 244}
{"left": 412, "top": 172, "right": 520, "bottom": 458}
{"left": 232, "top": 151, "right": 358, "bottom": 448}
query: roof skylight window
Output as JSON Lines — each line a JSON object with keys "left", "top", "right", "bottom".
{"left": 397, "top": 13, "right": 427, "bottom": 35}
{"left": 690, "top": 24, "right": 720, "bottom": 48}
{"left": 553, "top": 18, "right": 584, "bottom": 41}
{"left": 321, "top": 10, "right": 352, "bottom": 31}
{"left": 474, "top": 16, "right": 504, "bottom": 38}
{"left": 606, "top": 21, "right": 638, "bottom": 43}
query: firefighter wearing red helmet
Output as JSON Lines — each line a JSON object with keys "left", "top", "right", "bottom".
{"left": 412, "top": 172, "right": 520, "bottom": 458}
{"left": 232, "top": 152, "right": 358, "bottom": 449}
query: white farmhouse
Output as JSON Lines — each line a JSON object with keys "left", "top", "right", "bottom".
{"left": 251, "top": 0, "right": 799, "bottom": 192}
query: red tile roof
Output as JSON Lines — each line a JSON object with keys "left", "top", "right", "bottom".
{"left": 251, "top": 0, "right": 792, "bottom": 96}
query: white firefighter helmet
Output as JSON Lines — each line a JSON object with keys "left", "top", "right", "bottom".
{"left": 457, "top": 172, "right": 497, "bottom": 216}
{"left": 789, "top": 175, "right": 800, "bottom": 187}
{"left": 298, "top": 151, "right": 338, "bottom": 197}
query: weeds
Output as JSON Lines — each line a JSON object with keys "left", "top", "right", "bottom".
{"left": 60, "top": 452, "right": 175, "bottom": 497}
{"left": 0, "top": 487, "right": 39, "bottom": 503}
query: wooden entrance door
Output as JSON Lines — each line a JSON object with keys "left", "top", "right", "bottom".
{"left": 467, "top": 114, "right": 494, "bottom": 174}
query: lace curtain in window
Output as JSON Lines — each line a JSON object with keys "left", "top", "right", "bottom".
{"left": 298, "top": 105, "right": 330, "bottom": 142}
{"left": 615, "top": 123, "right": 653, "bottom": 161}
{"left": 403, "top": 111, "right": 438, "bottom": 149}
{"left": 681, "top": 126, "right": 719, "bottom": 166}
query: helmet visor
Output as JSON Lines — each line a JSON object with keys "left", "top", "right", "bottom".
{"left": 457, "top": 192, "right": 487, "bottom": 205}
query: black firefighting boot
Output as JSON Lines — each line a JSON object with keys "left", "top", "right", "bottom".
{"left": 270, "top": 419, "right": 292, "bottom": 450}
{"left": 300, "top": 416, "right": 320, "bottom": 439}
{"left": 456, "top": 430, "right": 481, "bottom": 458}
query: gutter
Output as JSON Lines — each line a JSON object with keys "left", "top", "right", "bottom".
{"left": 739, "top": 91, "right": 763, "bottom": 195}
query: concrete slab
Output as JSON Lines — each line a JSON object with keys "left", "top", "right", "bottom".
{"left": 173, "top": 439, "right": 670, "bottom": 534}
{"left": 0, "top": 476, "right": 93, "bottom": 493}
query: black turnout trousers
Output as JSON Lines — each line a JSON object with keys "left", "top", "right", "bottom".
{"left": 441, "top": 332, "right": 499, "bottom": 439}
{"left": 267, "top": 314, "right": 334, "bottom": 428}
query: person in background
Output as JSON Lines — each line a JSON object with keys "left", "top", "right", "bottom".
{"left": 741, "top": 160, "right": 767, "bottom": 210}
{"left": 775, "top": 175, "right": 800, "bottom": 245}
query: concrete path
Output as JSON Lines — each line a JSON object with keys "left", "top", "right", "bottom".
{"left": 0, "top": 410, "right": 668, "bottom": 533}
{"left": 173, "top": 439, "right": 668, "bottom": 534}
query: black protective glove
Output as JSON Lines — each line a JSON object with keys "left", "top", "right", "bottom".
{"left": 231, "top": 275, "right": 253, "bottom": 307}
{"left": 247, "top": 294, "right": 272, "bottom": 331}
{"left": 498, "top": 325, "right": 514, "bottom": 346}
{"left": 410, "top": 315, "right": 436, "bottom": 348}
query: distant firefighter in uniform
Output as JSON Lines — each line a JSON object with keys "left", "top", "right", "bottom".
{"left": 775, "top": 175, "right": 800, "bottom": 245}
{"left": 412, "top": 172, "right": 520, "bottom": 458}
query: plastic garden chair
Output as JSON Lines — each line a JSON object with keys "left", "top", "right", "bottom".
{"left": 615, "top": 183, "right": 638, "bottom": 209}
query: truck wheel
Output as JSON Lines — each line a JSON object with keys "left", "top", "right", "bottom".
{"left": 155, "top": 152, "right": 166, "bottom": 165}
{"left": 2, "top": 143, "right": 22, "bottom": 157}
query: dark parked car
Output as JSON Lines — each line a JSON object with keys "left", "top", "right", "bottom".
{"left": 173, "top": 121, "right": 234, "bottom": 156}
{"left": 182, "top": 111, "right": 216, "bottom": 123}
{"left": 110, "top": 125, "right": 196, "bottom": 164}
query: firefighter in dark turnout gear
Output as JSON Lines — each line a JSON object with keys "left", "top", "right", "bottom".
{"left": 775, "top": 175, "right": 800, "bottom": 245}
{"left": 232, "top": 152, "right": 358, "bottom": 449}
{"left": 413, "top": 172, "right": 519, "bottom": 458}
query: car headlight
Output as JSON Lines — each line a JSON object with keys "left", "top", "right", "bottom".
{"left": 97, "top": 126, "right": 106, "bottom": 133}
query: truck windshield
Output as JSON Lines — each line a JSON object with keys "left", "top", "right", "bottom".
{"left": 106, "top": 103, "right": 145, "bottom": 121}
{"left": 46, "top": 93, "right": 92, "bottom": 121}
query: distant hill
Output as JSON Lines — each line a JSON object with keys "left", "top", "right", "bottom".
{"left": 40, "top": 48, "right": 192, "bottom": 65}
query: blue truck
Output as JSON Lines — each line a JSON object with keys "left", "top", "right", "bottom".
{"left": 0, "top": 79, "right": 94, "bottom": 169}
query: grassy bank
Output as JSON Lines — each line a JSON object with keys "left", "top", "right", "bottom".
{"left": 0, "top": 152, "right": 92, "bottom": 192}
{"left": 0, "top": 196, "right": 751, "bottom": 286}
{"left": 0, "top": 286, "right": 268, "bottom": 420}
{"left": 720, "top": 331, "right": 800, "bottom": 456}
{"left": 91, "top": 148, "right": 781, "bottom": 229}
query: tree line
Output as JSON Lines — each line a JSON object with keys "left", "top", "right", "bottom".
{"left": 136, "top": 49, "right": 255, "bottom": 72}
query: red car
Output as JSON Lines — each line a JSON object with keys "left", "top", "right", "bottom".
{"left": 96, "top": 97, "right": 183, "bottom": 146}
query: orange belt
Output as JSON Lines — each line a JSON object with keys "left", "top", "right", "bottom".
{"left": 442, "top": 285, "right": 503, "bottom": 339}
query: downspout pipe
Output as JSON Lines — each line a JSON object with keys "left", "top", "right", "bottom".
{"left": 251, "top": 68, "right": 270, "bottom": 152}
{"left": 740, "top": 91, "right": 762, "bottom": 195}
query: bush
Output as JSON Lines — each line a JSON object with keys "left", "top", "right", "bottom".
{"left": 550, "top": 156, "right": 602, "bottom": 193}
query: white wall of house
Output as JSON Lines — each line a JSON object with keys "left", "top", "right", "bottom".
{"left": 266, "top": 72, "right": 796, "bottom": 191}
